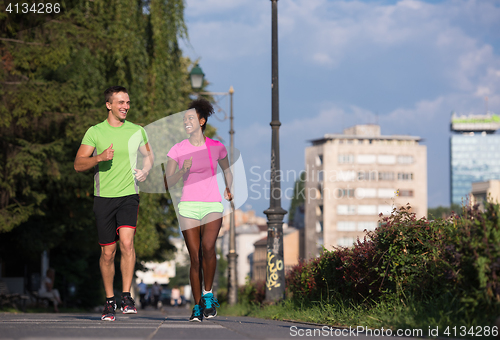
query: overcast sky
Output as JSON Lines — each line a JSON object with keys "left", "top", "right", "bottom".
{"left": 179, "top": 0, "right": 500, "bottom": 219}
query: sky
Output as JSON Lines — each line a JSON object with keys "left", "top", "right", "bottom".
{"left": 179, "top": 0, "right": 500, "bottom": 219}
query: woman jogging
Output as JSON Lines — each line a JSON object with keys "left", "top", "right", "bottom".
{"left": 164, "top": 98, "right": 233, "bottom": 322}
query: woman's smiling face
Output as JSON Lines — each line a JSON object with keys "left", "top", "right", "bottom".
{"left": 184, "top": 109, "right": 205, "bottom": 134}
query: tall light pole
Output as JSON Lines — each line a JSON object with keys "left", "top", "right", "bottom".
{"left": 189, "top": 65, "right": 238, "bottom": 305}
{"left": 264, "top": 0, "right": 287, "bottom": 303}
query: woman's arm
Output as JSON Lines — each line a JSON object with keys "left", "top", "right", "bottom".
{"left": 218, "top": 155, "right": 233, "bottom": 201}
{"left": 164, "top": 156, "right": 192, "bottom": 190}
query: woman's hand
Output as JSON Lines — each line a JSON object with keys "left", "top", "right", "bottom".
{"left": 224, "top": 187, "right": 233, "bottom": 201}
{"left": 182, "top": 157, "right": 192, "bottom": 173}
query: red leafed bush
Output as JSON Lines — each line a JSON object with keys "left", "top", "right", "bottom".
{"left": 285, "top": 203, "right": 500, "bottom": 315}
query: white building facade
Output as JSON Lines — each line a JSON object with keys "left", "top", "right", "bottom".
{"left": 304, "top": 125, "right": 427, "bottom": 258}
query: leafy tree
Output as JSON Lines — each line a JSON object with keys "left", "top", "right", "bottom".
{"left": 0, "top": 0, "right": 198, "bottom": 306}
{"left": 168, "top": 261, "right": 190, "bottom": 287}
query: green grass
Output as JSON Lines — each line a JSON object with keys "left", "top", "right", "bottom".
{"left": 219, "top": 295, "right": 499, "bottom": 338}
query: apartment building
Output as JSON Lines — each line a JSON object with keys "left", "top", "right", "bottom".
{"left": 304, "top": 125, "right": 427, "bottom": 258}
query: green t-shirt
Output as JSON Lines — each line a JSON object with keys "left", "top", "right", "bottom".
{"left": 81, "top": 120, "right": 148, "bottom": 198}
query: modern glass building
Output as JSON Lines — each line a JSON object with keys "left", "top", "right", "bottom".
{"left": 450, "top": 131, "right": 500, "bottom": 205}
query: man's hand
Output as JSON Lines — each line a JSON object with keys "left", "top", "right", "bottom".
{"left": 98, "top": 144, "right": 114, "bottom": 162}
{"left": 182, "top": 157, "right": 192, "bottom": 173}
{"left": 134, "top": 168, "right": 149, "bottom": 182}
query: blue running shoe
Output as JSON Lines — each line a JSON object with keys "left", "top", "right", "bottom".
{"left": 189, "top": 304, "right": 203, "bottom": 322}
{"left": 201, "top": 292, "right": 219, "bottom": 319}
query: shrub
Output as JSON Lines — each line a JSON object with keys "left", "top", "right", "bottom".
{"left": 286, "top": 258, "right": 320, "bottom": 300}
{"left": 285, "top": 203, "right": 500, "bottom": 315}
{"left": 442, "top": 203, "right": 500, "bottom": 310}
{"left": 238, "top": 279, "right": 266, "bottom": 305}
{"left": 372, "top": 205, "right": 453, "bottom": 299}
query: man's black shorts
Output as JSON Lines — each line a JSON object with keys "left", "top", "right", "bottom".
{"left": 93, "top": 194, "right": 139, "bottom": 246}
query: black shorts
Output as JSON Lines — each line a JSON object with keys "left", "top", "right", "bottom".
{"left": 93, "top": 194, "right": 139, "bottom": 246}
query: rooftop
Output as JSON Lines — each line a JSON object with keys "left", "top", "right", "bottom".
{"left": 310, "top": 125, "right": 422, "bottom": 145}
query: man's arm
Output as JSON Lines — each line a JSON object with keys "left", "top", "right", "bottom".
{"left": 74, "top": 144, "right": 114, "bottom": 172}
{"left": 134, "top": 142, "right": 154, "bottom": 182}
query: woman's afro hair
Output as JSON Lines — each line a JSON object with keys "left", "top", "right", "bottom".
{"left": 188, "top": 98, "right": 214, "bottom": 131}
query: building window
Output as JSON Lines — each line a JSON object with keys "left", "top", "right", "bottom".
{"left": 378, "top": 155, "right": 396, "bottom": 164}
{"left": 358, "top": 170, "right": 377, "bottom": 181}
{"left": 358, "top": 205, "right": 377, "bottom": 215}
{"left": 337, "top": 221, "right": 356, "bottom": 231}
{"left": 398, "top": 172, "right": 414, "bottom": 181}
{"left": 358, "top": 221, "right": 377, "bottom": 231}
{"left": 357, "top": 154, "right": 376, "bottom": 164}
{"left": 337, "top": 205, "right": 356, "bottom": 215}
{"left": 378, "top": 205, "right": 394, "bottom": 215}
{"left": 315, "top": 155, "right": 323, "bottom": 166}
{"left": 338, "top": 170, "right": 356, "bottom": 182}
{"left": 355, "top": 188, "right": 377, "bottom": 198}
{"left": 338, "top": 154, "right": 354, "bottom": 164}
{"left": 378, "top": 172, "right": 395, "bottom": 181}
{"left": 337, "top": 237, "right": 356, "bottom": 247}
{"left": 398, "top": 189, "right": 414, "bottom": 197}
{"left": 316, "top": 205, "right": 324, "bottom": 216}
{"left": 378, "top": 188, "right": 396, "bottom": 198}
{"left": 397, "top": 155, "right": 414, "bottom": 164}
{"left": 337, "top": 188, "right": 355, "bottom": 198}
{"left": 316, "top": 221, "right": 323, "bottom": 233}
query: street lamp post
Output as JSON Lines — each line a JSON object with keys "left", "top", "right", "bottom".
{"left": 264, "top": 0, "right": 287, "bottom": 303}
{"left": 189, "top": 65, "right": 238, "bottom": 305}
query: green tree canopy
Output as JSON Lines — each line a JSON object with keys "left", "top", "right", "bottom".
{"left": 0, "top": 0, "right": 199, "bottom": 306}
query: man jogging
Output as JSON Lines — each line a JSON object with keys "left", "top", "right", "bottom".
{"left": 74, "top": 86, "right": 154, "bottom": 321}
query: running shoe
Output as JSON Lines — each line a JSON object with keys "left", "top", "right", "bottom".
{"left": 189, "top": 304, "right": 203, "bottom": 322}
{"left": 121, "top": 295, "right": 137, "bottom": 314}
{"left": 101, "top": 300, "right": 116, "bottom": 321}
{"left": 201, "top": 292, "right": 219, "bottom": 319}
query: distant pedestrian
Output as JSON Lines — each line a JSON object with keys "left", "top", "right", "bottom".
{"left": 138, "top": 280, "right": 147, "bottom": 309}
{"left": 151, "top": 282, "right": 162, "bottom": 309}
{"left": 164, "top": 98, "right": 233, "bottom": 322}
{"left": 74, "top": 86, "right": 154, "bottom": 321}
{"left": 38, "top": 268, "right": 62, "bottom": 313}
{"left": 171, "top": 286, "right": 181, "bottom": 307}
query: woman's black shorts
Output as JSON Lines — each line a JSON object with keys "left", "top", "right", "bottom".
{"left": 93, "top": 194, "right": 139, "bottom": 246}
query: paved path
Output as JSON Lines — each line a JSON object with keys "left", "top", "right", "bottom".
{"left": 0, "top": 305, "right": 426, "bottom": 340}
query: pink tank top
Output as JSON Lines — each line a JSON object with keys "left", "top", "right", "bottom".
{"left": 167, "top": 137, "right": 228, "bottom": 202}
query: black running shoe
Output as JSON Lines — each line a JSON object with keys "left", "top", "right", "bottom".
{"left": 101, "top": 300, "right": 116, "bottom": 321}
{"left": 189, "top": 304, "right": 203, "bottom": 322}
{"left": 121, "top": 295, "right": 137, "bottom": 314}
{"left": 201, "top": 292, "right": 219, "bottom": 319}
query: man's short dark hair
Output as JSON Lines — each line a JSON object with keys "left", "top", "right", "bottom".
{"left": 104, "top": 86, "right": 128, "bottom": 103}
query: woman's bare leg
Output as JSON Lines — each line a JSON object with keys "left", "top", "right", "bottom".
{"left": 200, "top": 213, "right": 222, "bottom": 292}
{"left": 180, "top": 216, "right": 203, "bottom": 305}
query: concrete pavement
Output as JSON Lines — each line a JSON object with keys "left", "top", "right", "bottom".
{"left": 0, "top": 305, "right": 428, "bottom": 340}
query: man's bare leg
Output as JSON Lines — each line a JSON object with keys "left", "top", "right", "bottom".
{"left": 100, "top": 243, "right": 117, "bottom": 298}
{"left": 119, "top": 228, "right": 136, "bottom": 293}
